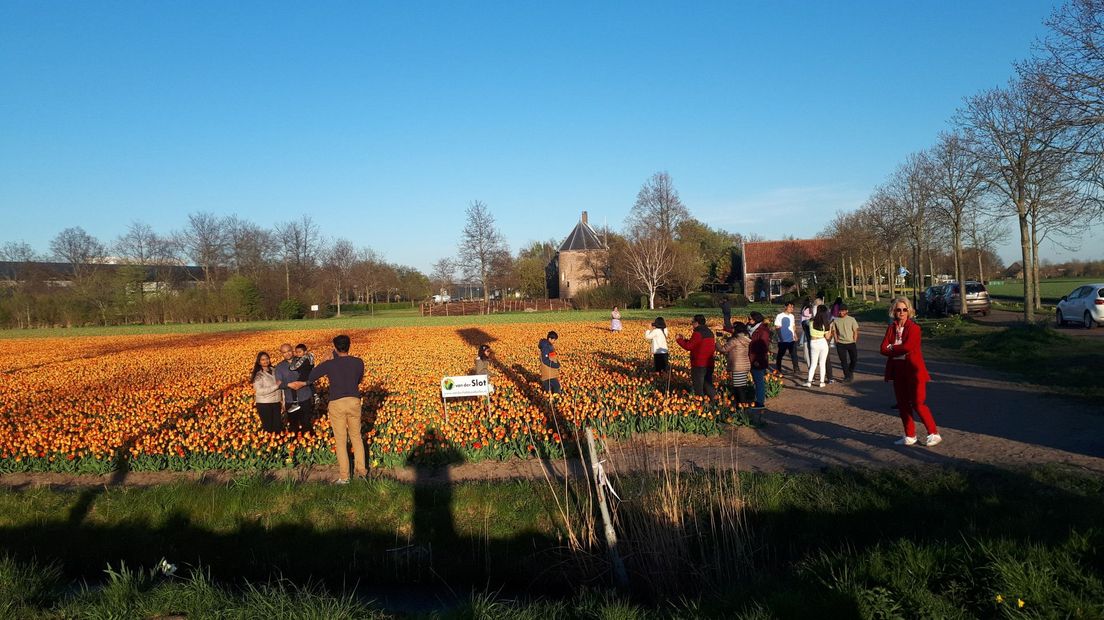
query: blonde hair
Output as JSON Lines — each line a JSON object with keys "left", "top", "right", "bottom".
{"left": 888, "top": 296, "right": 915, "bottom": 319}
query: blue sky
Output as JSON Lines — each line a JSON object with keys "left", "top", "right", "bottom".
{"left": 1, "top": 1, "right": 1098, "bottom": 270}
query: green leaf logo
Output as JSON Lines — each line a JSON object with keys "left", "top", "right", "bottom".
{"left": 443, "top": 379, "right": 454, "bottom": 390}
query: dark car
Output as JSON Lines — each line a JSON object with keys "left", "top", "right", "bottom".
{"left": 920, "top": 285, "right": 947, "bottom": 316}
{"left": 941, "top": 281, "right": 991, "bottom": 316}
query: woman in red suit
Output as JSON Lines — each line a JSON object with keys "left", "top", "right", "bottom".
{"left": 880, "top": 297, "right": 942, "bottom": 447}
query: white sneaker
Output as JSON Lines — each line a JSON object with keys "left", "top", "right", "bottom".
{"left": 334, "top": 478, "right": 350, "bottom": 485}
{"left": 819, "top": 382, "right": 825, "bottom": 388}
{"left": 894, "top": 436, "right": 918, "bottom": 446}
{"left": 803, "top": 381, "right": 812, "bottom": 387}
{"left": 924, "top": 434, "right": 943, "bottom": 447}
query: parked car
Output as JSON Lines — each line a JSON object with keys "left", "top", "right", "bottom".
{"left": 920, "top": 285, "right": 947, "bottom": 316}
{"left": 1055, "top": 283, "right": 1104, "bottom": 329}
{"left": 941, "top": 281, "right": 991, "bottom": 316}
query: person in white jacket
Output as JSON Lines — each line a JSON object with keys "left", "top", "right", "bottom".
{"left": 644, "top": 317, "right": 670, "bottom": 374}
{"left": 250, "top": 351, "right": 284, "bottom": 433}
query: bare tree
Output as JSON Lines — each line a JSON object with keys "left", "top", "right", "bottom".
{"left": 50, "top": 227, "right": 105, "bottom": 281}
{"left": 965, "top": 210, "right": 1009, "bottom": 283}
{"left": 931, "top": 131, "right": 989, "bottom": 314}
{"left": 225, "top": 217, "right": 275, "bottom": 278}
{"left": 322, "top": 238, "right": 357, "bottom": 316}
{"left": 958, "top": 70, "right": 1070, "bottom": 322}
{"left": 175, "top": 212, "right": 229, "bottom": 285}
{"left": 0, "top": 241, "right": 38, "bottom": 284}
{"left": 457, "top": 200, "right": 507, "bottom": 308}
{"left": 114, "top": 221, "right": 167, "bottom": 265}
{"left": 624, "top": 232, "right": 674, "bottom": 310}
{"left": 627, "top": 171, "right": 690, "bottom": 239}
{"left": 430, "top": 257, "right": 456, "bottom": 297}
{"left": 352, "top": 248, "right": 386, "bottom": 308}
{"left": 274, "top": 216, "right": 321, "bottom": 298}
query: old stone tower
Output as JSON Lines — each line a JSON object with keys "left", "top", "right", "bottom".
{"left": 551, "top": 211, "right": 608, "bottom": 299}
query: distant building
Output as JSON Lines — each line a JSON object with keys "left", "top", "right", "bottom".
{"left": 1004, "top": 262, "right": 1024, "bottom": 280}
{"left": 740, "top": 238, "right": 830, "bottom": 301}
{"left": 549, "top": 211, "right": 608, "bottom": 300}
{"left": 0, "top": 261, "right": 204, "bottom": 291}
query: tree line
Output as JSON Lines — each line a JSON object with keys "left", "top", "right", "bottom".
{"left": 0, "top": 215, "right": 434, "bottom": 328}
{"left": 824, "top": 0, "right": 1104, "bottom": 320}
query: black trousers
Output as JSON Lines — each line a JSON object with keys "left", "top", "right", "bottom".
{"left": 836, "top": 343, "right": 858, "bottom": 379}
{"left": 653, "top": 352, "right": 669, "bottom": 373}
{"left": 775, "top": 341, "right": 800, "bottom": 372}
{"left": 541, "top": 378, "right": 562, "bottom": 394}
{"left": 288, "top": 398, "right": 314, "bottom": 433}
{"left": 256, "top": 402, "right": 283, "bottom": 433}
{"left": 691, "top": 365, "right": 717, "bottom": 397}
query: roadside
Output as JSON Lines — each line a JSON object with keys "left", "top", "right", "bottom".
{"left": 977, "top": 307, "right": 1104, "bottom": 338}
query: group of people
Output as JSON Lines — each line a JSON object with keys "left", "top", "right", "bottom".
{"left": 251, "top": 334, "right": 368, "bottom": 484}
{"left": 771, "top": 296, "right": 860, "bottom": 386}
{"left": 249, "top": 297, "right": 942, "bottom": 484}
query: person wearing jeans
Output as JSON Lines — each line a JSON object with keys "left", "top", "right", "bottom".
{"left": 773, "top": 301, "right": 801, "bottom": 374}
{"left": 832, "top": 304, "right": 859, "bottom": 381}
{"left": 676, "top": 314, "right": 717, "bottom": 399}
{"left": 747, "top": 311, "right": 772, "bottom": 409}
{"left": 308, "top": 334, "right": 367, "bottom": 483}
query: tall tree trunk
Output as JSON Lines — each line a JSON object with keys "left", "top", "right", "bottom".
{"left": 977, "top": 249, "right": 984, "bottom": 284}
{"left": 954, "top": 228, "right": 966, "bottom": 316}
{"left": 1030, "top": 224, "right": 1042, "bottom": 312}
{"left": 1016, "top": 207, "right": 1035, "bottom": 323}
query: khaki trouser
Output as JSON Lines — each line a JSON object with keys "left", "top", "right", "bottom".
{"left": 328, "top": 397, "right": 366, "bottom": 479}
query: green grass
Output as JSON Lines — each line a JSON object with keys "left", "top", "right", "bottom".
{"left": 0, "top": 304, "right": 784, "bottom": 339}
{"left": 987, "top": 277, "right": 1103, "bottom": 302}
{"left": 0, "top": 466, "right": 1101, "bottom": 617}
{"left": 919, "top": 316, "right": 1104, "bottom": 400}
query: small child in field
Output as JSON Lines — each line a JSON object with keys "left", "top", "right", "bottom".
{"left": 286, "top": 344, "right": 315, "bottom": 413}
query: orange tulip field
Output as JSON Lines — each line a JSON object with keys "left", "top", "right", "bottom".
{"left": 0, "top": 320, "right": 781, "bottom": 473}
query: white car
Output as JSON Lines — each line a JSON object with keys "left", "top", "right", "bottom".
{"left": 1055, "top": 283, "right": 1104, "bottom": 329}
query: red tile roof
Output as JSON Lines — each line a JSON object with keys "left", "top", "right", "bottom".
{"left": 743, "top": 239, "right": 829, "bottom": 274}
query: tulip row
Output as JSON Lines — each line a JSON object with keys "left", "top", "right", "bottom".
{"left": 0, "top": 320, "right": 782, "bottom": 472}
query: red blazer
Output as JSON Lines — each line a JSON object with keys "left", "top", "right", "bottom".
{"left": 676, "top": 325, "right": 716, "bottom": 368}
{"left": 748, "top": 322, "right": 772, "bottom": 370}
{"left": 879, "top": 319, "right": 930, "bottom": 383}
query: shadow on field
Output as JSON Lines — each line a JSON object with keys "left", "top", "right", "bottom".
{"left": 1, "top": 465, "right": 1102, "bottom": 616}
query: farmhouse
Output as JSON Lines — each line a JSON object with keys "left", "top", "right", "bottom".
{"left": 549, "top": 211, "right": 608, "bottom": 299}
{"left": 741, "top": 238, "right": 829, "bottom": 301}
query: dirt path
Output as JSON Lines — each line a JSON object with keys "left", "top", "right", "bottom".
{"left": 2, "top": 322, "right": 1102, "bottom": 489}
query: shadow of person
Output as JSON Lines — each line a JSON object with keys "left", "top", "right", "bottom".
{"left": 407, "top": 431, "right": 464, "bottom": 556}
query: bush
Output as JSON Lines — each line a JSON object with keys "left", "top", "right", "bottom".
{"left": 276, "top": 299, "right": 304, "bottom": 320}
{"left": 730, "top": 293, "right": 750, "bottom": 307}
{"left": 572, "top": 285, "right": 636, "bottom": 310}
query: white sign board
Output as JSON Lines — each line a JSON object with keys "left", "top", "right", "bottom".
{"left": 440, "top": 375, "right": 491, "bottom": 398}
{"left": 310, "top": 304, "right": 319, "bottom": 312}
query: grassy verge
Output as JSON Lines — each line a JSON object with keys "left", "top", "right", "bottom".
{"left": 919, "top": 316, "right": 1103, "bottom": 400}
{"left": 0, "top": 305, "right": 786, "bottom": 340}
{"left": 0, "top": 465, "right": 1100, "bottom": 617}
{"left": 987, "top": 277, "right": 1101, "bottom": 302}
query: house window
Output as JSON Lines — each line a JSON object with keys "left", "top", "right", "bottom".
{"left": 769, "top": 279, "right": 782, "bottom": 296}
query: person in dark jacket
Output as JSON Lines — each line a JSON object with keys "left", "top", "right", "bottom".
{"left": 747, "top": 311, "right": 772, "bottom": 409}
{"left": 538, "top": 331, "right": 561, "bottom": 394}
{"left": 676, "top": 314, "right": 717, "bottom": 398}
{"left": 307, "top": 334, "right": 366, "bottom": 484}
{"left": 720, "top": 297, "right": 732, "bottom": 331}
